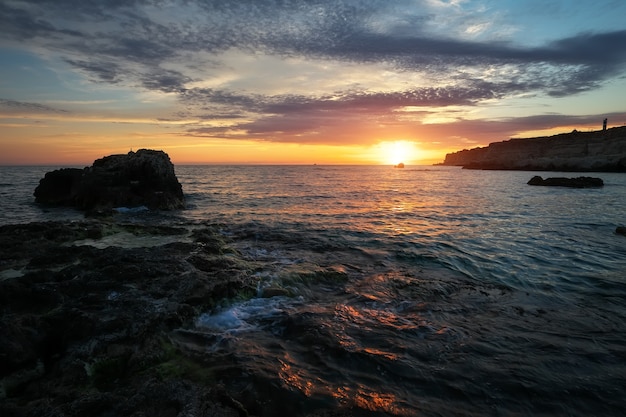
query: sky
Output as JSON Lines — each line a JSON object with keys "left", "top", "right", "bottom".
{"left": 1, "top": 0, "right": 626, "bottom": 165}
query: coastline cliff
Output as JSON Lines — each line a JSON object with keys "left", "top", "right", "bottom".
{"left": 441, "top": 125, "right": 626, "bottom": 172}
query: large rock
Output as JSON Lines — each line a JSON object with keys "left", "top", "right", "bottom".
{"left": 34, "top": 149, "right": 184, "bottom": 212}
{"left": 527, "top": 176, "right": 604, "bottom": 188}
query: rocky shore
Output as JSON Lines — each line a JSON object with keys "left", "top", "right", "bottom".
{"left": 0, "top": 218, "right": 363, "bottom": 417}
{"left": 0, "top": 220, "right": 260, "bottom": 416}
{"left": 441, "top": 125, "right": 626, "bottom": 171}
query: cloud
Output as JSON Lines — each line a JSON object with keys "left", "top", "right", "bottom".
{"left": 2, "top": 0, "right": 626, "bottom": 148}
{"left": 0, "top": 2, "right": 81, "bottom": 40}
{"left": 63, "top": 59, "right": 123, "bottom": 84}
{"left": 140, "top": 69, "right": 192, "bottom": 93}
{"left": 5, "top": 1, "right": 625, "bottom": 88}
{"left": 0, "top": 98, "right": 68, "bottom": 114}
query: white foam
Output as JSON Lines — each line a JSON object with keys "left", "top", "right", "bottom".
{"left": 0, "top": 268, "right": 24, "bottom": 280}
{"left": 113, "top": 206, "right": 149, "bottom": 213}
{"left": 196, "top": 296, "right": 302, "bottom": 333}
{"left": 197, "top": 308, "right": 248, "bottom": 331}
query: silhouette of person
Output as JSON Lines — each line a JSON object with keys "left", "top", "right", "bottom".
{"left": 603, "top": 118, "right": 607, "bottom": 131}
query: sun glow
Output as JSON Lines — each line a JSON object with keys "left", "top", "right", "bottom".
{"left": 377, "top": 140, "right": 420, "bottom": 165}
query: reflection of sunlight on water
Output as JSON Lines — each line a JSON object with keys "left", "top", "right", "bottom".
{"left": 362, "top": 347, "right": 399, "bottom": 360}
{"left": 279, "top": 352, "right": 411, "bottom": 415}
{"left": 332, "top": 304, "right": 431, "bottom": 360}
{"left": 176, "top": 166, "right": 626, "bottom": 415}
{"left": 279, "top": 355, "right": 315, "bottom": 397}
{"left": 192, "top": 265, "right": 467, "bottom": 414}
{"left": 337, "top": 304, "right": 420, "bottom": 331}
{"left": 333, "top": 385, "right": 412, "bottom": 416}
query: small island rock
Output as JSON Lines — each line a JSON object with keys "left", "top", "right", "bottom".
{"left": 34, "top": 149, "right": 184, "bottom": 212}
{"left": 527, "top": 176, "right": 604, "bottom": 188}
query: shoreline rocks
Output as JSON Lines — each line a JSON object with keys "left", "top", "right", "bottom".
{"left": 527, "top": 176, "right": 604, "bottom": 188}
{"left": 0, "top": 220, "right": 255, "bottom": 416}
{"left": 34, "top": 149, "right": 185, "bottom": 213}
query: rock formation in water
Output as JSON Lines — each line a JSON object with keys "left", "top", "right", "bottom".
{"left": 441, "top": 126, "right": 626, "bottom": 172}
{"left": 527, "top": 176, "right": 604, "bottom": 188}
{"left": 34, "top": 149, "right": 184, "bottom": 212}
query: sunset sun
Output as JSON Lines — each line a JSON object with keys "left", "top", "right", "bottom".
{"left": 378, "top": 140, "right": 419, "bottom": 165}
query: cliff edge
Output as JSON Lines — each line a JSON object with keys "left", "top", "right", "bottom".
{"left": 441, "top": 126, "right": 626, "bottom": 172}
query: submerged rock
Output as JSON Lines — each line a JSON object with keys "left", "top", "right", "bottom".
{"left": 34, "top": 149, "right": 184, "bottom": 212}
{"left": 616, "top": 226, "right": 626, "bottom": 236}
{"left": 527, "top": 175, "right": 604, "bottom": 188}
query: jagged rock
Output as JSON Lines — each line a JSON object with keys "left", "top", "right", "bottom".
{"left": 34, "top": 149, "right": 184, "bottom": 212}
{"left": 527, "top": 176, "right": 604, "bottom": 188}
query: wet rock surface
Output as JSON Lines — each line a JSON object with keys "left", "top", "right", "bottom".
{"left": 34, "top": 149, "right": 185, "bottom": 213}
{"left": 0, "top": 220, "right": 257, "bottom": 417}
{"left": 0, "top": 219, "right": 393, "bottom": 417}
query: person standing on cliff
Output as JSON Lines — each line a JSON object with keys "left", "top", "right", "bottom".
{"left": 603, "top": 118, "right": 607, "bottom": 131}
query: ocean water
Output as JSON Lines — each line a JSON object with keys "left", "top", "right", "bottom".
{"left": 2, "top": 165, "right": 626, "bottom": 415}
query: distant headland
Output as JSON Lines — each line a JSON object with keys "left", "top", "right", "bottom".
{"left": 440, "top": 125, "right": 626, "bottom": 172}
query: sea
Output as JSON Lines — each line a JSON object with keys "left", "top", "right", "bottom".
{"left": 1, "top": 164, "right": 626, "bottom": 416}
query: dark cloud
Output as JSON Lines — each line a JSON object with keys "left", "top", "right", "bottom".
{"left": 0, "top": 2, "right": 82, "bottom": 40}
{"left": 4, "top": 0, "right": 625, "bottom": 98}
{"left": 140, "top": 69, "right": 191, "bottom": 93}
{"left": 0, "top": 99, "right": 67, "bottom": 113}
{"left": 543, "top": 30, "right": 626, "bottom": 66}
{"left": 181, "top": 81, "right": 509, "bottom": 117}
{"left": 261, "top": 88, "right": 485, "bottom": 114}
{"left": 64, "top": 59, "right": 123, "bottom": 84}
